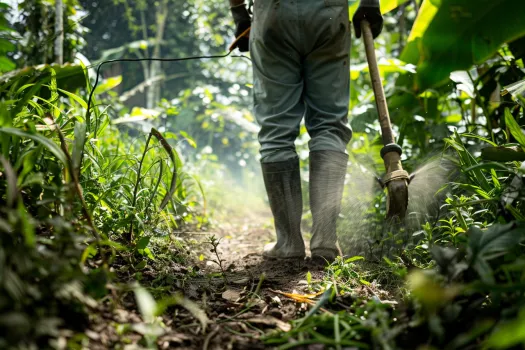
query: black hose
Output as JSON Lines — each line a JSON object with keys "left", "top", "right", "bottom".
{"left": 85, "top": 50, "right": 250, "bottom": 132}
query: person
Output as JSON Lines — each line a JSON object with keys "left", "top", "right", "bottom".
{"left": 229, "top": 0, "right": 383, "bottom": 261}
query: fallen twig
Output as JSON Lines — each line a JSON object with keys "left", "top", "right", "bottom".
{"left": 202, "top": 326, "right": 219, "bottom": 350}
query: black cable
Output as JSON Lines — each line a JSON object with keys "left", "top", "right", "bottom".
{"left": 85, "top": 50, "right": 250, "bottom": 134}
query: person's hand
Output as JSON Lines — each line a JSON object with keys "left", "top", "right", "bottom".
{"left": 230, "top": 4, "right": 251, "bottom": 52}
{"left": 352, "top": 6, "right": 383, "bottom": 39}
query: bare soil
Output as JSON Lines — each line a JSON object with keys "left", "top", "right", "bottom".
{"left": 85, "top": 213, "right": 325, "bottom": 350}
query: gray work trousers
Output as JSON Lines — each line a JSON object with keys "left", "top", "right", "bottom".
{"left": 250, "top": 0, "right": 353, "bottom": 163}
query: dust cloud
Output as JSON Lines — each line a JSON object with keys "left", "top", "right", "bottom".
{"left": 336, "top": 156, "right": 458, "bottom": 259}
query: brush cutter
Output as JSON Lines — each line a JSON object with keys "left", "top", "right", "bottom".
{"left": 361, "top": 20, "right": 410, "bottom": 220}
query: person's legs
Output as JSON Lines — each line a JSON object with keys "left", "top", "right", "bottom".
{"left": 302, "top": 0, "right": 352, "bottom": 261}
{"left": 251, "top": 0, "right": 306, "bottom": 258}
{"left": 303, "top": 0, "right": 352, "bottom": 155}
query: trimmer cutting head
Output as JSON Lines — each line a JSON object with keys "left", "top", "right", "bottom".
{"left": 381, "top": 146, "right": 410, "bottom": 221}
{"left": 386, "top": 178, "right": 409, "bottom": 220}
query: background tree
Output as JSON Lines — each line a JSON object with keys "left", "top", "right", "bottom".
{"left": 12, "top": 0, "right": 86, "bottom": 66}
{"left": 54, "top": 0, "right": 63, "bottom": 64}
{"left": 0, "top": 1, "right": 17, "bottom": 72}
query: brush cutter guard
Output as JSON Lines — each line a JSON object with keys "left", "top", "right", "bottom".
{"left": 382, "top": 149, "right": 409, "bottom": 220}
{"left": 361, "top": 20, "right": 409, "bottom": 220}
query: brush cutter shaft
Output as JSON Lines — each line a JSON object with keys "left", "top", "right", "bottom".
{"left": 361, "top": 20, "right": 394, "bottom": 146}
{"left": 361, "top": 20, "right": 409, "bottom": 220}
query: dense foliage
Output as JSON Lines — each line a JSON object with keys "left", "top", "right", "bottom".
{"left": 0, "top": 0, "right": 524, "bottom": 349}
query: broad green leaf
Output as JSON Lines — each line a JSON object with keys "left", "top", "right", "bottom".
{"left": 0, "top": 64, "right": 85, "bottom": 96}
{"left": 408, "top": 270, "right": 458, "bottom": 309}
{"left": 486, "top": 309, "right": 525, "bottom": 349}
{"left": 81, "top": 244, "right": 98, "bottom": 264}
{"left": 136, "top": 236, "right": 151, "bottom": 250}
{"left": 0, "top": 38, "right": 16, "bottom": 52}
{"left": 444, "top": 114, "right": 462, "bottom": 123}
{"left": 431, "top": 246, "right": 459, "bottom": 271}
{"left": 481, "top": 146, "right": 525, "bottom": 162}
{"left": 468, "top": 222, "right": 525, "bottom": 283}
{"left": 349, "top": 0, "right": 409, "bottom": 17}
{"left": 143, "top": 248, "right": 155, "bottom": 260}
{"left": 0, "top": 56, "right": 16, "bottom": 73}
{"left": 134, "top": 260, "right": 147, "bottom": 270}
{"left": 18, "top": 201, "right": 35, "bottom": 247}
{"left": 12, "top": 82, "right": 45, "bottom": 117}
{"left": 0, "top": 127, "right": 68, "bottom": 167}
{"left": 350, "top": 59, "right": 416, "bottom": 80}
{"left": 345, "top": 256, "right": 365, "bottom": 263}
{"left": 20, "top": 172, "right": 44, "bottom": 189}
{"left": 404, "top": 0, "right": 439, "bottom": 45}
{"left": 402, "top": 0, "right": 525, "bottom": 90}
{"left": 18, "top": 145, "right": 42, "bottom": 184}
{"left": 504, "top": 108, "right": 525, "bottom": 148}
{"left": 94, "top": 75, "right": 123, "bottom": 94}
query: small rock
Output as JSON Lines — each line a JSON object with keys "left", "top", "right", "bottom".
{"left": 269, "top": 296, "right": 282, "bottom": 306}
{"left": 231, "top": 278, "right": 249, "bottom": 285}
{"left": 222, "top": 289, "right": 241, "bottom": 302}
{"left": 85, "top": 330, "right": 100, "bottom": 340}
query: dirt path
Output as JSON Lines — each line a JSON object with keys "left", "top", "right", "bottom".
{"left": 190, "top": 213, "right": 323, "bottom": 350}
{"left": 86, "top": 210, "right": 326, "bottom": 350}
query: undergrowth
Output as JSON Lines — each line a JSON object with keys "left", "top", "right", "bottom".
{"left": 1, "top": 6, "right": 525, "bottom": 349}
{"left": 265, "top": 125, "right": 525, "bottom": 349}
{"left": 0, "top": 64, "right": 206, "bottom": 348}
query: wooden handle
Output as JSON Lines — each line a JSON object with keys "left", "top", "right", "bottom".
{"left": 229, "top": 27, "right": 251, "bottom": 52}
{"left": 361, "top": 20, "right": 395, "bottom": 146}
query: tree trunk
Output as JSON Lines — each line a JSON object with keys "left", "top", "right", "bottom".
{"left": 398, "top": 4, "right": 406, "bottom": 54}
{"left": 54, "top": 0, "right": 64, "bottom": 64}
{"left": 413, "top": 0, "right": 420, "bottom": 14}
{"left": 146, "top": 0, "right": 169, "bottom": 109}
